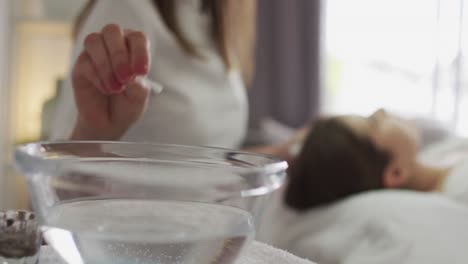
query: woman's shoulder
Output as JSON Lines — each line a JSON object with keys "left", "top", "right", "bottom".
{"left": 91, "top": 0, "right": 155, "bottom": 16}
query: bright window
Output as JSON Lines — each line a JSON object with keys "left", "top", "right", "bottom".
{"left": 323, "top": 0, "right": 468, "bottom": 135}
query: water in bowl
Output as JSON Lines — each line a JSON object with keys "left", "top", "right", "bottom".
{"left": 42, "top": 199, "right": 254, "bottom": 264}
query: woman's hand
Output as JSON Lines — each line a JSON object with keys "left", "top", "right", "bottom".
{"left": 71, "top": 24, "right": 151, "bottom": 140}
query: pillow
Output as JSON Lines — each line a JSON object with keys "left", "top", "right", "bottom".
{"left": 266, "top": 190, "right": 468, "bottom": 264}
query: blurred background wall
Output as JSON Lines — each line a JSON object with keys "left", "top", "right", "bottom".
{"left": 0, "top": 0, "right": 86, "bottom": 209}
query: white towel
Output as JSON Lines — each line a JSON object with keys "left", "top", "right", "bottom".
{"left": 239, "top": 241, "right": 315, "bottom": 264}
{"left": 264, "top": 190, "right": 468, "bottom": 264}
{"left": 39, "top": 241, "right": 315, "bottom": 264}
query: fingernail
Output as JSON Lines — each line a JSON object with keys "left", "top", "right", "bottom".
{"left": 135, "top": 64, "right": 149, "bottom": 75}
{"left": 106, "top": 85, "right": 123, "bottom": 94}
{"left": 114, "top": 85, "right": 125, "bottom": 93}
{"left": 110, "top": 78, "right": 122, "bottom": 92}
{"left": 103, "top": 84, "right": 112, "bottom": 94}
{"left": 117, "top": 65, "right": 132, "bottom": 83}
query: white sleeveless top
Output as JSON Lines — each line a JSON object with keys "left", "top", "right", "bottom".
{"left": 51, "top": 0, "right": 248, "bottom": 148}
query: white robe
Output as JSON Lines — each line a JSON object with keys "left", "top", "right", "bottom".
{"left": 51, "top": 0, "right": 248, "bottom": 148}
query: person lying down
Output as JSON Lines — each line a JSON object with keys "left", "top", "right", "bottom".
{"left": 257, "top": 109, "right": 468, "bottom": 264}
{"left": 285, "top": 108, "right": 468, "bottom": 209}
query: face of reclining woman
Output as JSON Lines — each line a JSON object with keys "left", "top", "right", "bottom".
{"left": 337, "top": 109, "right": 421, "bottom": 188}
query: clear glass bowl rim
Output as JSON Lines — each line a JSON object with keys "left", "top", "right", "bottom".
{"left": 15, "top": 141, "right": 289, "bottom": 198}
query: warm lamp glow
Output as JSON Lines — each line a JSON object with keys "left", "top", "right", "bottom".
{"left": 11, "top": 21, "right": 72, "bottom": 142}
{"left": 11, "top": 21, "right": 73, "bottom": 209}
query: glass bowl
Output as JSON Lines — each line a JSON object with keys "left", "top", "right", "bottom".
{"left": 15, "top": 141, "right": 287, "bottom": 264}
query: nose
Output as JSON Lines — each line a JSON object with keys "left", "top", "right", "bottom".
{"left": 373, "top": 108, "right": 387, "bottom": 119}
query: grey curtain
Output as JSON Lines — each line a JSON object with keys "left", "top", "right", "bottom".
{"left": 248, "top": 0, "right": 322, "bottom": 130}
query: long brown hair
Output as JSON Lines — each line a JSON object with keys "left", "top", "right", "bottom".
{"left": 285, "top": 118, "right": 391, "bottom": 210}
{"left": 74, "top": 0, "right": 256, "bottom": 84}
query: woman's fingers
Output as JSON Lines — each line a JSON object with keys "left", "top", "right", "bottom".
{"left": 124, "top": 79, "right": 150, "bottom": 105}
{"left": 79, "top": 25, "right": 150, "bottom": 96}
{"left": 73, "top": 51, "right": 107, "bottom": 94}
{"left": 84, "top": 32, "right": 122, "bottom": 93}
{"left": 101, "top": 24, "right": 133, "bottom": 84}
{"left": 125, "top": 30, "right": 150, "bottom": 75}
{"left": 110, "top": 80, "right": 150, "bottom": 128}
